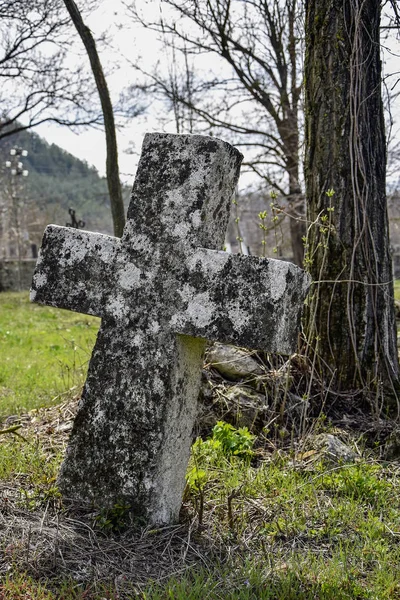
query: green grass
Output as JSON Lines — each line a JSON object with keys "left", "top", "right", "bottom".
{"left": 165, "top": 437, "right": 400, "bottom": 600}
{"left": 2, "top": 426, "right": 399, "bottom": 599}
{"left": 0, "top": 291, "right": 99, "bottom": 416}
{"left": 1, "top": 291, "right": 400, "bottom": 599}
{"left": 3, "top": 448, "right": 399, "bottom": 599}
{"left": 394, "top": 278, "right": 400, "bottom": 302}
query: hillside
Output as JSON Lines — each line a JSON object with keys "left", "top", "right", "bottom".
{"left": 0, "top": 128, "right": 131, "bottom": 242}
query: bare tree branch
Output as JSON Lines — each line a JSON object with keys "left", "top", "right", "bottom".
{"left": 125, "top": 0, "right": 305, "bottom": 263}
{"left": 63, "top": 0, "right": 125, "bottom": 237}
{"left": 0, "top": 0, "right": 101, "bottom": 141}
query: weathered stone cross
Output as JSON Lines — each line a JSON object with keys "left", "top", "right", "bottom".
{"left": 31, "top": 133, "right": 309, "bottom": 525}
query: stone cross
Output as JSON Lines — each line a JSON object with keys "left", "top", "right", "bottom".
{"left": 31, "top": 133, "right": 309, "bottom": 526}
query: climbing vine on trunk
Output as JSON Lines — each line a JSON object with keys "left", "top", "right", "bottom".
{"left": 304, "top": 0, "right": 399, "bottom": 402}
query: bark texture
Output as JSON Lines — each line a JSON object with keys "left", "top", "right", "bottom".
{"left": 63, "top": 0, "right": 125, "bottom": 237}
{"left": 304, "top": 0, "right": 399, "bottom": 392}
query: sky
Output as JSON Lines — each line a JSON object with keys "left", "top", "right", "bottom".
{"left": 36, "top": 0, "right": 166, "bottom": 186}
{"left": 34, "top": 1, "right": 400, "bottom": 189}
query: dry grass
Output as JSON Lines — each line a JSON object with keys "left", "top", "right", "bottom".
{"left": 1, "top": 293, "right": 400, "bottom": 598}
{"left": 1, "top": 383, "right": 400, "bottom": 598}
{"left": 0, "top": 496, "right": 214, "bottom": 594}
{"left": 0, "top": 396, "right": 225, "bottom": 597}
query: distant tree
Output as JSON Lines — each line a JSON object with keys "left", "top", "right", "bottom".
{"left": 0, "top": 0, "right": 101, "bottom": 140}
{"left": 304, "top": 0, "right": 399, "bottom": 400}
{"left": 62, "top": 0, "right": 125, "bottom": 237}
{"left": 127, "top": 0, "right": 305, "bottom": 265}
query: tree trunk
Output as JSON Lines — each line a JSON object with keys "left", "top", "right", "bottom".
{"left": 278, "top": 87, "right": 306, "bottom": 268}
{"left": 288, "top": 192, "right": 305, "bottom": 268}
{"left": 304, "top": 0, "right": 399, "bottom": 395}
{"left": 63, "top": 0, "right": 125, "bottom": 238}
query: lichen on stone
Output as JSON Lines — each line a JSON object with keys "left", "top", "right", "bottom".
{"left": 30, "top": 133, "right": 310, "bottom": 526}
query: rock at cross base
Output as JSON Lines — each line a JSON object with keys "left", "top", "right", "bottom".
{"left": 31, "top": 133, "right": 310, "bottom": 526}
{"left": 207, "top": 344, "right": 264, "bottom": 379}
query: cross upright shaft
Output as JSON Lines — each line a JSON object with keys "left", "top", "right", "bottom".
{"left": 31, "top": 133, "right": 309, "bottom": 525}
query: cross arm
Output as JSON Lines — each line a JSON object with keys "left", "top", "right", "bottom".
{"left": 30, "top": 225, "right": 120, "bottom": 318}
{"left": 171, "top": 249, "right": 310, "bottom": 354}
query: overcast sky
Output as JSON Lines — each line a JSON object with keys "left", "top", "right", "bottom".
{"left": 35, "top": 1, "right": 400, "bottom": 189}
{"left": 36, "top": 0, "right": 164, "bottom": 185}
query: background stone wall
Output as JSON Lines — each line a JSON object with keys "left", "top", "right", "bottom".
{"left": 0, "top": 259, "right": 36, "bottom": 291}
